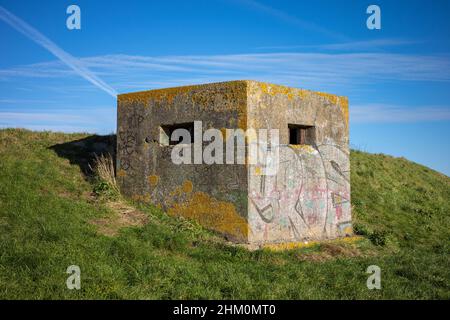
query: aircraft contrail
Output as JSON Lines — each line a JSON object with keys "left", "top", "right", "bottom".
{"left": 0, "top": 6, "right": 117, "bottom": 98}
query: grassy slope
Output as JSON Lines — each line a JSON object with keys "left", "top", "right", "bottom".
{"left": 0, "top": 128, "right": 448, "bottom": 299}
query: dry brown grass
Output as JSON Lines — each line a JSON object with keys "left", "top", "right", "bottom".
{"left": 89, "top": 153, "right": 119, "bottom": 193}
{"left": 90, "top": 200, "right": 148, "bottom": 236}
{"left": 295, "top": 243, "right": 363, "bottom": 262}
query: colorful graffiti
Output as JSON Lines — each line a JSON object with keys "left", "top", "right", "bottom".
{"left": 248, "top": 142, "right": 351, "bottom": 243}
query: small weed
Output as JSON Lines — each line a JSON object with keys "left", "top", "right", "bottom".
{"left": 368, "top": 230, "right": 389, "bottom": 246}
{"left": 93, "top": 180, "right": 118, "bottom": 199}
{"left": 89, "top": 153, "right": 119, "bottom": 199}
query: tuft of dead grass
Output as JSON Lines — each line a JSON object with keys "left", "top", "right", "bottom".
{"left": 89, "top": 153, "right": 119, "bottom": 194}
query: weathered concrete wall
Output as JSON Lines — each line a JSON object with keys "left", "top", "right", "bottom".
{"left": 117, "top": 80, "right": 351, "bottom": 244}
{"left": 117, "top": 81, "right": 249, "bottom": 242}
{"left": 246, "top": 81, "right": 351, "bottom": 244}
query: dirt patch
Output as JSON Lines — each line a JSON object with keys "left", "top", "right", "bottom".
{"left": 90, "top": 200, "right": 148, "bottom": 236}
{"left": 57, "top": 190, "right": 75, "bottom": 199}
{"left": 296, "top": 243, "right": 362, "bottom": 262}
{"left": 57, "top": 190, "right": 96, "bottom": 203}
{"left": 322, "top": 243, "right": 357, "bottom": 256}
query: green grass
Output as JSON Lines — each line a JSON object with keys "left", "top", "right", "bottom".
{"left": 0, "top": 128, "right": 449, "bottom": 299}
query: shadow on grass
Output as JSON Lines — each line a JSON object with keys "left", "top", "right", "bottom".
{"left": 50, "top": 134, "right": 116, "bottom": 178}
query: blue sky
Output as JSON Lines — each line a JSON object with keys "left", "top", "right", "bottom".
{"left": 0, "top": 0, "right": 449, "bottom": 175}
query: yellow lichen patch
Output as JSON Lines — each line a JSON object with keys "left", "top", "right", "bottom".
{"left": 147, "top": 175, "right": 159, "bottom": 187}
{"left": 256, "top": 81, "right": 311, "bottom": 101}
{"left": 342, "top": 225, "right": 353, "bottom": 235}
{"left": 237, "top": 112, "right": 247, "bottom": 130}
{"left": 254, "top": 81, "right": 348, "bottom": 128}
{"left": 169, "top": 186, "right": 183, "bottom": 198}
{"left": 289, "top": 144, "right": 316, "bottom": 153}
{"left": 117, "top": 169, "right": 127, "bottom": 177}
{"left": 258, "top": 82, "right": 294, "bottom": 100}
{"left": 131, "top": 194, "right": 151, "bottom": 202}
{"left": 297, "top": 89, "right": 310, "bottom": 100}
{"left": 118, "top": 80, "right": 247, "bottom": 108}
{"left": 339, "top": 97, "right": 349, "bottom": 129}
{"left": 182, "top": 180, "right": 193, "bottom": 193}
{"left": 315, "top": 92, "right": 349, "bottom": 129}
{"left": 168, "top": 192, "right": 248, "bottom": 241}
{"left": 263, "top": 236, "right": 363, "bottom": 251}
{"left": 256, "top": 81, "right": 346, "bottom": 111}
{"left": 265, "top": 240, "right": 318, "bottom": 251}
{"left": 118, "top": 84, "right": 201, "bottom": 105}
{"left": 315, "top": 91, "right": 340, "bottom": 105}
{"left": 258, "top": 82, "right": 269, "bottom": 95}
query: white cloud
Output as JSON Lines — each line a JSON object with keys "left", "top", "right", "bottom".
{"left": 351, "top": 104, "right": 450, "bottom": 123}
{"left": 1, "top": 52, "right": 449, "bottom": 94}
{"left": 257, "top": 39, "right": 420, "bottom": 51}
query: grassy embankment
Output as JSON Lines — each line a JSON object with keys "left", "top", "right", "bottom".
{"left": 0, "top": 128, "right": 448, "bottom": 299}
